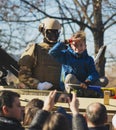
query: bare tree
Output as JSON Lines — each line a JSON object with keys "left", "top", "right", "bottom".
{"left": 0, "top": 0, "right": 115, "bottom": 76}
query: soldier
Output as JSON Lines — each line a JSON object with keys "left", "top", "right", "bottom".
{"left": 18, "top": 18, "right": 61, "bottom": 90}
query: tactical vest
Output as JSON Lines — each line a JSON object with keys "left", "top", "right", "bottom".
{"left": 32, "top": 43, "right": 61, "bottom": 89}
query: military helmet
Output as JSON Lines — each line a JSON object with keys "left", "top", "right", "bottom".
{"left": 39, "top": 17, "right": 61, "bottom": 32}
{"left": 39, "top": 18, "right": 61, "bottom": 43}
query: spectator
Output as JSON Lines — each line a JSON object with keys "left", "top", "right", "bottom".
{"left": 23, "top": 98, "right": 43, "bottom": 126}
{"left": 112, "top": 114, "right": 116, "bottom": 130}
{"left": 49, "top": 31, "right": 108, "bottom": 92}
{"left": 43, "top": 112, "right": 70, "bottom": 130}
{"left": 18, "top": 17, "right": 61, "bottom": 90}
{"left": 85, "top": 102, "right": 109, "bottom": 130}
{"left": 28, "top": 90, "right": 58, "bottom": 130}
{"left": 71, "top": 101, "right": 109, "bottom": 130}
{"left": 0, "top": 90, "right": 24, "bottom": 130}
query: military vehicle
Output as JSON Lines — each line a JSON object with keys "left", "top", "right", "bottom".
{"left": 0, "top": 46, "right": 19, "bottom": 85}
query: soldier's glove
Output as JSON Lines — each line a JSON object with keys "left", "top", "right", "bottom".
{"left": 37, "top": 82, "right": 53, "bottom": 90}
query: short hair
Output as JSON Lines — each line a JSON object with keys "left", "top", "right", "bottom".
{"left": 86, "top": 102, "right": 107, "bottom": 125}
{"left": 43, "top": 112, "right": 70, "bottom": 130}
{"left": 0, "top": 90, "right": 20, "bottom": 115}
{"left": 72, "top": 31, "right": 86, "bottom": 43}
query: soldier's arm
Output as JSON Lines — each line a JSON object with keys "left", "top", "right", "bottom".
{"left": 18, "top": 64, "right": 39, "bottom": 89}
{"left": 18, "top": 44, "right": 39, "bottom": 89}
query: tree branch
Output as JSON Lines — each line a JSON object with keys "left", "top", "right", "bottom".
{"left": 104, "top": 21, "right": 116, "bottom": 31}
{"left": 103, "top": 13, "right": 116, "bottom": 26}
{"left": 73, "top": 0, "right": 94, "bottom": 27}
{"left": 20, "top": 0, "right": 93, "bottom": 30}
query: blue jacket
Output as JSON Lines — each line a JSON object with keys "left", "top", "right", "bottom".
{"left": 49, "top": 42, "right": 99, "bottom": 90}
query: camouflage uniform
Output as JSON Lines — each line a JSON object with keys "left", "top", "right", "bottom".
{"left": 18, "top": 42, "right": 61, "bottom": 89}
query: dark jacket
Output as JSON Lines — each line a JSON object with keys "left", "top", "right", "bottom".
{"left": 28, "top": 110, "right": 50, "bottom": 130}
{"left": 73, "top": 113, "right": 109, "bottom": 130}
{"left": 0, "top": 116, "right": 24, "bottom": 130}
{"left": 73, "top": 114, "right": 89, "bottom": 130}
{"left": 49, "top": 42, "right": 99, "bottom": 90}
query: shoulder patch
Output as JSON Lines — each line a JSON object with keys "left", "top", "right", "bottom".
{"left": 20, "top": 43, "right": 36, "bottom": 58}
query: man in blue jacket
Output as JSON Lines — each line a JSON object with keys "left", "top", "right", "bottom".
{"left": 49, "top": 31, "right": 107, "bottom": 92}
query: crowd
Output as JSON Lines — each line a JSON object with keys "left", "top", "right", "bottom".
{"left": 0, "top": 89, "right": 116, "bottom": 130}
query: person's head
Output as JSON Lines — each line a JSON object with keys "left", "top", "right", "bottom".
{"left": 112, "top": 114, "right": 116, "bottom": 130}
{"left": 69, "top": 31, "right": 86, "bottom": 54}
{"left": 23, "top": 98, "right": 44, "bottom": 126}
{"left": 39, "top": 17, "right": 61, "bottom": 44}
{"left": 0, "top": 90, "right": 24, "bottom": 121}
{"left": 86, "top": 102, "right": 107, "bottom": 126}
{"left": 43, "top": 112, "right": 70, "bottom": 130}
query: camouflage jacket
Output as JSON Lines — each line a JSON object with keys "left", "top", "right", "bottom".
{"left": 18, "top": 42, "right": 61, "bottom": 89}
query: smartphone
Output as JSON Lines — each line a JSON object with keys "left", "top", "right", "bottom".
{"left": 54, "top": 93, "right": 61, "bottom": 102}
{"left": 54, "top": 92, "right": 72, "bottom": 103}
